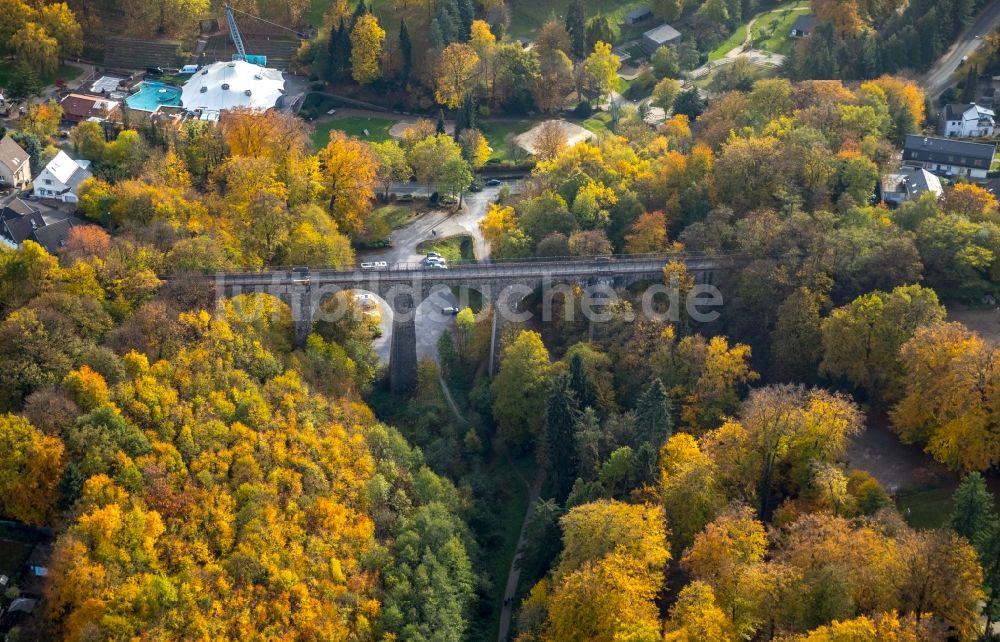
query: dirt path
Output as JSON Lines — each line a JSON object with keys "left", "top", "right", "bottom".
{"left": 497, "top": 466, "right": 546, "bottom": 642}
{"left": 845, "top": 414, "right": 951, "bottom": 493}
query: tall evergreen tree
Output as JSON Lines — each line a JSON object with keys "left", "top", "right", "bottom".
{"left": 950, "top": 473, "right": 1000, "bottom": 634}
{"left": 327, "top": 20, "right": 347, "bottom": 81}
{"left": 566, "top": 0, "right": 587, "bottom": 59}
{"left": 456, "top": 0, "right": 475, "bottom": 40}
{"left": 951, "top": 472, "right": 997, "bottom": 550}
{"left": 399, "top": 20, "right": 412, "bottom": 83}
{"left": 544, "top": 373, "right": 581, "bottom": 503}
{"left": 436, "top": 110, "right": 447, "bottom": 135}
{"left": 350, "top": 0, "right": 368, "bottom": 27}
{"left": 634, "top": 378, "right": 672, "bottom": 447}
{"left": 574, "top": 407, "right": 601, "bottom": 481}
{"left": 568, "top": 351, "right": 596, "bottom": 410}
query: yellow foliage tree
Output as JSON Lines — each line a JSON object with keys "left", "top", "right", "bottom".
{"left": 0, "top": 414, "right": 64, "bottom": 525}
{"left": 436, "top": 43, "right": 480, "bottom": 108}
{"left": 350, "top": 14, "right": 385, "bottom": 84}
{"left": 317, "top": 130, "right": 378, "bottom": 234}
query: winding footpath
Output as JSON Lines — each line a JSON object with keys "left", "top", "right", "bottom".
{"left": 497, "top": 466, "right": 546, "bottom": 642}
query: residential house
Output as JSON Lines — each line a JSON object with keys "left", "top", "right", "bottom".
{"left": 938, "top": 103, "right": 996, "bottom": 138}
{"left": 901, "top": 135, "right": 996, "bottom": 179}
{"left": 0, "top": 134, "right": 30, "bottom": 189}
{"left": 624, "top": 6, "right": 653, "bottom": 26}
{"left": 33, "top": 151, "right": 92, "bottom": 203}
{"left": 880, "top": 165, "right": 944, "bottom": 206}
{"left": 58, "top": 93, "right": 120, "bottom": 124}
{"left": 642, "top": 23, "right": 681, "bottom": 54}
{"left": 0, "top": 197, "right": 83, "bottom": 253}
{"left": 790, "top": 14, "right": 817, "bottom": 38}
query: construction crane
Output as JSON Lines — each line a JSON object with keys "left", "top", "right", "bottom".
{"left": 224, "top": 3, "right": 310, "bottom": 67}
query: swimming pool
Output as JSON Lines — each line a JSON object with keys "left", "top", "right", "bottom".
{"left": 125, "top": 81, "right": 183, "bottom": 112}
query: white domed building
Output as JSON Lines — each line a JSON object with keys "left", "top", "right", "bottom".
{"left": 180, "top": 60, "right": 285, "bottom": 121}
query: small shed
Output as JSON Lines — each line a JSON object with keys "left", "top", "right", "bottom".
{"left": 624, "top": 6, "right": 653, "bottom": 25}
{"left": 642, "top": 23, "right": 681, "bottom": 54}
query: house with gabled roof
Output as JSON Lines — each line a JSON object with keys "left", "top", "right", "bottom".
{"left": 0, "top": 134, "right": 30, "bottom": 189}
{"left": 902, "top": 135, "right": 996, "bottom": 179}
{"left": 32, "top": 151, "right": 92, "bottom": 203}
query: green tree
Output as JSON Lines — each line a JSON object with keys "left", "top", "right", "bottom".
{"left": 583, "top": 41, "right": 620, "bottom": 102}
{"left": 565, "top": 0, "right": 587, "bottom": 59}
{"left": 950, "top": 472, "right": 997, "bottom": 549}
{"left": 492, "top": 330, "right": 552, "bottom": 450}
{"left": 545, "top": 372, "right": 581, "bottom": 502}
{"left": 770, "top": 287, "right": 825, "bottom": 383}
{"left": 652, "top": 0, "right": 682, "bottom": 21}
{"left": 634, "top": 377, "right": 673, "bottom": 448}
{"left": 820, "top": 284, "right": 945, "bottom": 400}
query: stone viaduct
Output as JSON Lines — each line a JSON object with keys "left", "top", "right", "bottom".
{"left": 213, "top": 255, "right": 738, "bottom": 394}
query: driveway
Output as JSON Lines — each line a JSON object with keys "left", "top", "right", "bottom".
{"left": 923, "top": 0, "right": 1000, "bottom": 98}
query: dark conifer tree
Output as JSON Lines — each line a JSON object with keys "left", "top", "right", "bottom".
{"left": 544, "top": 373, "right": 580, "bottom": 503}
{"left": 566, "top": 0, "right": 587, "bottom": 59}
{"left": 399, "top": 20, "right": 413, "bottom": 83}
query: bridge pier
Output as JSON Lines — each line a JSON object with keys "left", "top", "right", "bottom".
{"left": 291, "top": 281, "right": 313, "bottom": 347}
{"left": 390, "top": 291, "right": 418, "bottom": 394}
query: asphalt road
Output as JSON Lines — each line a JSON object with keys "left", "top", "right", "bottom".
{"left": 923, "top": 0, "right": 1000, "bottom": 98}
{"left": 364, "top": 183, "right": 518, "bottom": 364}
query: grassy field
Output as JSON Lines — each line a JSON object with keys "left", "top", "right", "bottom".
{"left": 691, "top": 60, "right": 777, "bottom": 90}
{"left": 416, "top": 234, "right": 475, "bottom": 262}
{"left": 752, "top": 2, "right": 810, "bottom": 55}
{"left": 479, "top": 120, "right": 533, "bottom": 162}
{"left": 311, "top": 116, "right": 396, "bottom": 148}
{"left": 579, "top": 112, "right": 613, "bottom": 136}
{"left": 896, "top": 486, "right": 955, "bottom": 529}
{"left": 0, "top": 62, "right": 82, "bottom": 89}
{"left": 708, "top": 0, "right": 809, "bottom": 61}
{"left": 504, "top": 0, "right": 648, "bottom": 41}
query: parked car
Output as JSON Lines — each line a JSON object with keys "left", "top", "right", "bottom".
{"left": 441, "top": 306, "right": 460, "bottom": 315}
{"left": 426, "top": 252, "right": 443, "bottom": 259}
{"left": 423, "top": 255, "right": 446, "bottom": 265}
{"left": 360, "top": 261, "right": 388, "bottom": 270}
{"left": 485, "top": 179, "right": 502, "bottom": 187}
{"left": 426, "top": 263, "right": 448, "bottom": 269}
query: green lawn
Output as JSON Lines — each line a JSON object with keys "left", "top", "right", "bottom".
{"left": 708, "top": 0, "right": 809, "bottom": 61}
{"left": 896, "top": 486, "right": 956, "bottom": 529}
{"left": 311, "top": 116, "right": 396, "bottom": 148}
{"left": 579, "top": 112, "right": 613, "bottom": 136}
{"left": 416, "top": 234, "right": 474, "bottom": 263}
{"left": 708, "top": 24, "right": 751, "bottom": 62}
{"left": 752, "top": 3, "right": 810, "bottom": 55}
{"left": 479, "top": 120, "right": 532, "bottom": 162}
{"left": 0, "top": 61, "right": 82, "bottom": 90}
{"left": 355, "top": 203, "right": 416, "bottom": 248}
{"left": 691, "top": 60, "right": 776, "bottom": 91}
{"left": 505, "top": 0, "right": 648, "bottom": 42}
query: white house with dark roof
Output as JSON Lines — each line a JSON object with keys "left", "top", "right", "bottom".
{"left": 0, "top": 134, "right": 30, "bottom": 189}
{"left": 902, "top": 135, "right": 996, "bottom": 179}
{"left": 32, "top": 151, "right": 92, "bottom": 203}
{"left": 938, "top": 103, "right": 996, "bottom": 138}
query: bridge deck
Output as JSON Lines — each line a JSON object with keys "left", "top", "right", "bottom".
{"left": 215, "top": 255, "right": 738, "bottom": 288}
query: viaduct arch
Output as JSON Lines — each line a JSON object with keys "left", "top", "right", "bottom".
{"left": 213, "top": 255, "right": 737, "bottom": 393}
